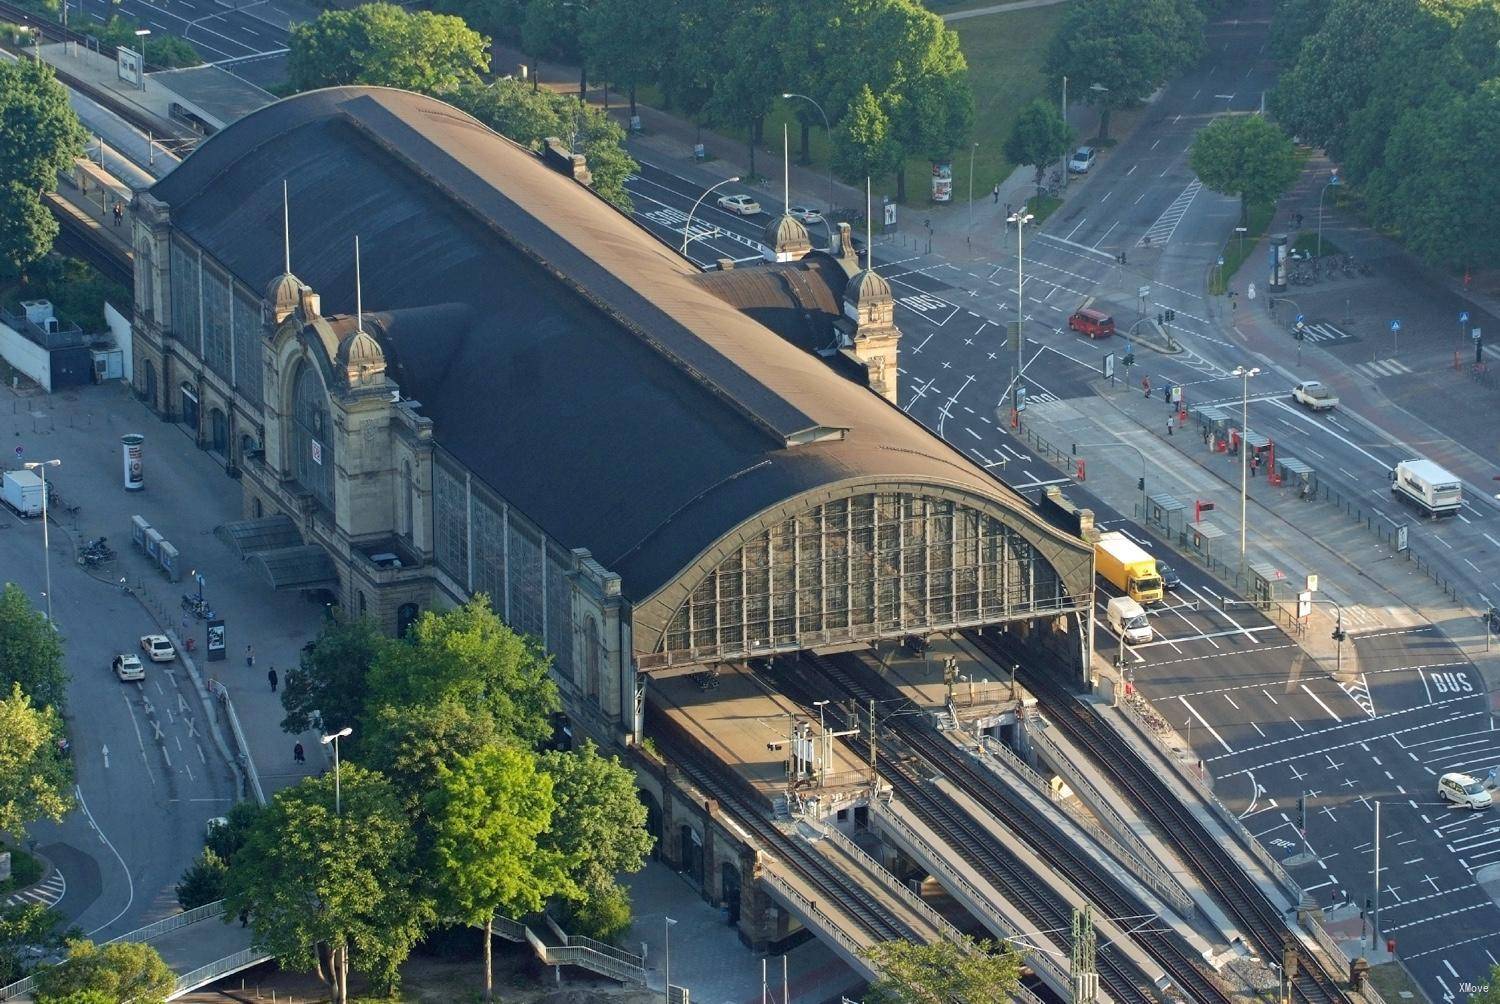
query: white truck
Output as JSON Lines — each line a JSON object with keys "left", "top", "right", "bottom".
{"left": 1291, "top": 380, "right": 1339, "bottom": 411}
{"left": 1390, "top": 458, "right": 1462, "bottom": 518}
{"left": 1106, "top": 595, "right": 1154, "bottom": 645}
{"left": 2, "top": 470, "right": 44, "bottom": 517}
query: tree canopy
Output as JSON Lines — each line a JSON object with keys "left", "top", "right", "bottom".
{"left": 223, "top": 765, "right": 433, "bottom": 1003}
{"left": 1004, "top": 98, "right": 1074, "bottom": 197}
{"left": 279, "top": 617, "right": 386, "bottom": 737}
{"left": 1045, "top": 0, "right": 1205, "bottom": 140}
{"left": 0, "top": 684, "right": 71, "bottom": 837}
{"left": 538, "top": 741, "right": 653, "bottom": 897}
{"left": 0, "top": 583, "right": 68, "bottom": 713}
{"left": 287, "top": 3, "right": 490, "bottom": 94}
{"left": 427, "top": 744, "right": 567, "bottom": 1001}
{"left": 1189, "top": 114, "right": 1300, "bottom": 222}
{"left": 0, "top": 62, "right": 84, "bottom": 271}
{"left": 364, "top": 596, "right": 560, "bottom": 749}
{"left": 861, "top": 937, "right": 1023, "bottom": 1004}
{"left": 0, "top": 902, "right": 72, "bottom": 987}
{"left": 32, "top": 940, "right": 175, "bottom": 1004}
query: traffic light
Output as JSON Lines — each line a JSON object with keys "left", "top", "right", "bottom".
{"left": 1298, "top": 794, "right": 1307, "bottom": 832}
{"left": 1123, "top": 351, "right": 1135, "bottom": 366}
{"left": 1137, "top": 477, "right": 1146, "bottom": 492}
{"left": 1158, "top": 313, "right": 1165, "bottom": 325}
{"left": 1166, "top": 308, "right": 1176, "bottom": 322}
{"left": 1331, "top": 626, "right": 1347, "bottom": 643}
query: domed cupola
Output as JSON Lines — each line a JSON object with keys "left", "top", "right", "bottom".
{"left": 762, "top": 212, "right": 812, "bottom": 263}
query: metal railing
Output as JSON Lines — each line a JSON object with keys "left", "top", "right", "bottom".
{"left": 976, "top": 734, "right": 1048, "bottom": 794}
{"left": 104, "top": 900, "right": 225, "bottom": 945}
{"left": 170, "top": 948, "right": 271, "bottom": 999}
{"left": 492, "top": 914, "right": 646, "bottom": 985}
{"left": 1023, "top": 728, "right": 1195, "bottom": 916}
{"left": 543, "top": 914, "right": 644, "bottom": 968}
{"left": 867, "top": 802, "right": 1071, "bottom": 992}
{"left": 819, "top": 825, "right": 967, "bottom": 944}
{"left": 0, "top": 973, "right": 38, "bottom": 1001}
{"left": 206, "top": 677, "right": 266, "bottom": 806}
{"left": 760, "top": 870, "right": 873, "bottom": 972}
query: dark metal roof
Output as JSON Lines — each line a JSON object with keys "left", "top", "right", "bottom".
{"left": 214, "top": 515, "right": 301, "bottom": 557}
{"left": 688, "top": 255, "right": 847, "bottom": 355}
{"left": 153, "top": 87, "right": 1089, "bottom": 604}
{"left": 249, "top": 545, "right": 341, "bottom": 591}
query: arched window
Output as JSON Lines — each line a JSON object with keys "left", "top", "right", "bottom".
{"left": 584, "top": 616, "right": 601, "bottom": 701}
{"left": 209, "top": 408, "right": 228, "bottom": 454}
{"left": 396, "top": 602, "right": 419, "bottom": 639}
{"left": 402, "top": 461, "right": 415, "bottom": 540}
{"left": 290, "top": 362, "right": 334, "bottom": 512}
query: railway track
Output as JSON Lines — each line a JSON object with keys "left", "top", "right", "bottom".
{"left": 762, "top": 655, "right": 1172, "bottom": 1004}
{"left": 963, "top": 628, "right": 1350, "bottom": 1004}
{"left": 648, "top": 717, "right": 917, "bottom": 945}
{"left": 50, "top": 202, "right": 132, "bottom": 286}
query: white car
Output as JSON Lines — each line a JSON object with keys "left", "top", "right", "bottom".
{"left": 112, "top": 653, "right": 145, "bottom": 682}
{"left": 140, "top": 634, "right": 176, "bottom": 662}
{"left": 1291, "top": 380, "right": 1339, "bottom": 411}
{"left": 788, "top": 205, "right": 823, "bottom": 225}
{"left": 717, "top": 194, "right": 761, "bottom": 216}
{"left": 1067, "top": 146, "right": 1097, "bottom": 173}
{"left": 1439, "top": 771, "right": 1494, "bottom": 810}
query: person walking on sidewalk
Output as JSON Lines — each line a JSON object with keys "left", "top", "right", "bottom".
{"left": 112, "top": 202, "right": 123, "bottom": 227}
{"left": 293, "top": 741, "right": 305, "bottom": 763}
{"left": 992, "top": 184, "right": 1000, "bottom": 204}
{"left": 1166, "top": 415, "right": 1174, "bottom": 437}
{"left": 245, "top": 644, "right": 254, "bottom": 668}
{"left": 267, "top": 666, "right": 278, "bottom": 692}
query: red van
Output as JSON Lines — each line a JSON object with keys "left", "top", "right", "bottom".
{"left": 1068, "top": 308, "right": 1116, "bottom": 339}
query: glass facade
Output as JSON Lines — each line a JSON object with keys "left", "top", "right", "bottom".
{"left": 660, "top": 492, "right": 1067, "bottom": 664}
{"left": 232, "top": 289, "right": 263, "bottom": 404}
{"left": 169, "top": 239, "right": 200, "bottom": 353}
{"left": 201, "top": 265, "right": 232, "bottom": 382}
{"left": 290, "top": 363, "right": 334, "bottom": 511}
{"left": 433, "top": 462, "right": 468, "bottom": 583}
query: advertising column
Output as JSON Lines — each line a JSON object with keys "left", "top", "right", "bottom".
{"left": 931, "top": 161, "right": 953, "bottom": 203}
{"left": 121, "top": 433, "right": 144, "bottom": 491}
{"left": 1268, "top": 234, "right": 1288, "bottom": 294}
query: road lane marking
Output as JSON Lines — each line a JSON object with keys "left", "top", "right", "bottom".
{"left": 1179, "top": 695, "right": 1234, "bottom": 753}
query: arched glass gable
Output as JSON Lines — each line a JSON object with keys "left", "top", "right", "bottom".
{"left": 290, "top": 362, "right": 335, "bottom": 511}
{"left": 657, "top": 491, "right": 1072, "bottom": 666}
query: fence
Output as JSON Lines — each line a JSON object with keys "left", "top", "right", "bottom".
{"left": 819, "top": 825, "right": 968, "bottom": 945}
{"left": 206, "top": 677, "right": 266, "bottom": 806}
{"left": 105, "top": 900, "right": 224, "bottom": 945}
{"left": 759, "top": 870, "right": 874, "bottom": 976}
{"left": 488, "top": 913, "right": 646, "bottom": 985}
{"left": 171, "top": 947, "right": 272, "bottom": 998}
{"left": 1313, "top": 480, "right": 1468, "bottom": 606}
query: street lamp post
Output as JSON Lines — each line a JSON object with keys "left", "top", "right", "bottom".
{"left": 681, "top": 176, "right": 741, "bottom": 257}
{"left": 133, "top": 28, "right": 150, "bottom": 90}
{"left": 1316, "top": 170, "right": 1339, "bottom": 260}
{"left": 967, "top": 141, "right": 979, "bottom": 237}
{"left": 1059, "top": 75, "right": 1067, "bottom": 190}
{"left": 1007, "top": 210, "right": 1035, "bottom": 399}
{"left": 663, "top": 916, "right": 677, "bottom": 1003}
{"left": 320, "top": 726, "right": 353, "bottom": 814}
{"left": 781, "top": 93, "right": 834, "bottom": 232}
{"left": 1232, "top": 365, "right": 1260, "bottom": 582}
{"left": 23, "top": 459, "right": 61, "bottom": 622}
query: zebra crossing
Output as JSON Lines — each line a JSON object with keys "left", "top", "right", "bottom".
{"left": 1353, "top": 358, "right": 1412, "bottom": 379}
{"left": 3, "top": 869, "right": 64, "bottom": 909}
{"left": 1137, "top": 179, "right": 1203, "bottom": 247}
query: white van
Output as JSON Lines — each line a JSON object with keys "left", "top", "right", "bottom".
{"left": 1439, "top": 772, "right": 1493, "bottom": 810}
{"left": 1390, "top": 458, "right": 1462, "bottom": 518}
{"left": 1106, "top": 595, "right": 1153, "bottom": 645}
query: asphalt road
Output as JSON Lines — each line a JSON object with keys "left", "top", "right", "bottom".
{"left": 64, "top": 0, "right": 293, "bottom": 86}
{"left": 0, "top": 504, "right": 238, "bottom": 940}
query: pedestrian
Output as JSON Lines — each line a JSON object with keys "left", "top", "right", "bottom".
{"left": 1167, "top": 415, "right": 1173, "bottom": 437}
{"left": 293, "top": 741, "right": 305, "bottom": 763}
{"left": 245, "top": 644, "right": 254, "bottom": 668}
{"left": 112, "top": 201, "right": 122, "bottom": 227}
{"left": 1142, "top": 376, "right": 1151, "bottom": 398}
{"left": 1203, "top": 425, "right": 1211, "bottom": 447}
{"left": 992, "top": 183, "right": 1000, "bottom": 204}
{"left": 239, "top": 909, "right": 248, "bottom": 928}
{"left": 267, "top": 666, "right": 278, "bottom": 692}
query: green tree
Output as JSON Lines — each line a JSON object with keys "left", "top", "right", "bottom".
{"left": 520, "top": 0, "right": 587, "bottom": 100}
{"left": 0, "top": 61, "right": 84, "bottom": 270}
{"left": 1004, "top": 98, "right": 1074, "bottom": 198}
{"left": 174, "top": 847, "right": 227, "bottom": 910}
{"left": 0, "top": 583, "right": 68, "bottom": 712}
{"left": 1188, "top": 114, "right": 1300, "bottom": 223}
{"left": 33, "top": 940, "right": 175, "bottom": 1004}
{"left": 861, "top": 937, "right": 1023, "bottom": 1004}
{"left": 427, "top": 744, "right": 566, "bottom": 1001}
{"left": 832, "top": 84, "right": 900, "bottom": 185}
{"left": 34, "top": 992, "right": 112, "bottom": 1004}
{"left": 359, "top": 697, "right": 506, "bottom": 818}
{"left": 364, "top": 596, "right": 559, "bottom": 749}
{"left": 701, "top": 0, "right": 788, "bottom": 181}
{"left": 0, "top": 683, "right": 72, "bottom": 837}
{"left": 0, "top": 902, "right": 71, "bottom": 986}
{"left": 538, "top": 741, "right": 652, "bottom": 902}
{"left": 884, "top": 4, "right": 973, "bottom": 202}
{"left": 223, "top": 766, "right": 433, "bottom": 1003}
{"left": 449, "top": 79, "right": 638, "bottom": 211}
{"left": 1268, "top": 0, "right": 1332, "bottom": 60}
{"left": 203, "top": 799, "right": 264, "bottom": 864}
{"left": 287, "top": 3, "right": 490, "bottom": 94}
{"left": 1045, "top": 0, "right": 1206, "bottom": 141}
{"left": 579, "top": 0, "right": 674, "bottom": 120}
{"left": 279, "top": 617, "right": 386, "bottom": 736}
{"left": 1467, "top": 965, "right": 1500, "bottom": 1002}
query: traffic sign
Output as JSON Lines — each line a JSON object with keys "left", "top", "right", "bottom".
{"left": 1461, "top": 311, "right": 1470, "bottom": 324}
{"left": 1138, "top": 285, "right": 1151, "bottom": 300}
{"left": 1296, "top": 313, "right": 1304, "bottom": 324}
{"left": 13, "top": 446, "right": 22, "bottom": 460}
{"left": 1217, "top": 256, "right": 1225, "bottom": 267}
{"left": 1390, "top": 319, "right": 1401, "bottom": 332}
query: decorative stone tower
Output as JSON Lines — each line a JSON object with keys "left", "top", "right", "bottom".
{"left": 840, "top": 266, "right": 899, "bottom": 404}
{"left": 761, "top": 214, "right": 812, "bottom": 263}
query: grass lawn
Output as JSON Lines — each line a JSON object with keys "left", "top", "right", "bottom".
{"left": 1290, "top": 230, "right": 1344, "bottom": 259}
{"left": 1026, "top": 192, "right": 1063, "bottom": 223}
{"left": 0, "top": 843, "right": 44, "bottom": 895}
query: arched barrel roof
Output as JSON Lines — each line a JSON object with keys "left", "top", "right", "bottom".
{"left": 151, "top": 86, "right": 1092, "bottom": 611}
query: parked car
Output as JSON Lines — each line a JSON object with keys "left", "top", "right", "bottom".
{"left": 112, "top": 653, "right": 145, "bottom": 682}
{"left": 139, "top": 634, "right": 176, "bottom": 662}
{"left": 1439, "top": 772, "right": 1494, "bottom": 810}
{"left": 1067, "top": 146, "right": 1097, "bottom": 173}
{"left": 1068, "top": 308, "right": 1116, "bottom": 338}
{"left": 717, "top": 194, "right": 761, "bottom": 216}
{"left": 788, "top": 205, "right": 823, "bottom": 225}
{"left": 1291, "top": 380, "right": 1339, "bottom": 411}
{"left": 1155, "top": 561, "right": 1181, "bottom": 591}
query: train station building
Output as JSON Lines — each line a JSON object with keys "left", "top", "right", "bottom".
{"left": 127, "top": 86, "right": 1095, "bottom": 950}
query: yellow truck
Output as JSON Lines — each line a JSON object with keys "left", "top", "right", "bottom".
{"left": 1094, "top": 531, "right": 1163, "bottom": 603}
